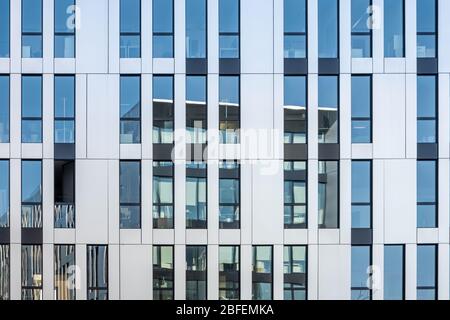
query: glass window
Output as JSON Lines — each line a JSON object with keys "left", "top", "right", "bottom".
{"left": 21, "top": 160, "right": 42, "bottom": 228}
{"left": 22, "top": 0, "right": 43, "bottom": 58}
{"left": 0, "top": 160, "right": 8, "bottom": 228}
{"left": 54, "top": 244, "right": 75, "bottom": 300}
{"left": 153, "top": 245, "right": 174, "bottom": 300}
{"left": 153, "top": 76, "right": 174, "bottom": 144}
{"left": 186, "top": 76, "right": 207, "bottom": 144}
{"left": 252, "top": 246, "right": 272, "bottom": 300}
{"left": 219, "top": 0, "right": 239, "bottom": 58}
{"left": 284, "top": 246, "right": 307, "bottom": 300}
{"left": 87, "top": 245, "right": 108, "bottom": 300}
{"left": 153, "top": 161, "right": 174, "bottom": 229}
{"left": 351, "top": 75, "right": 371, "bottom": 143}
{"left": 0, "top": 76, "right": 9, "bottom": 143}
{"left": 417, "top": 76, "right": 437, "bottom": 144}
{"left": 318, "top": 161, "right": 339, "bottom": 229}
{"left": 417, "top": 0, "right": 436, "bottom": 58}
{"left": 153, "top": 0, "right": 173, "bottom": 58}
{"left": 219, "top": 246, "right": 240, "bottom": 300}
{"left": 21, "top": 245, "right": 42, "bottom": 300}
{"left": 120, "top": 76, "right": 141, "bottom": 144}
{"left": 219, "top": 161, "right": 240, "bottom": 229}
{"left": 284, "top": 0, "right": 306, "bottom": 58}
{"left": 219, "top": 76, "right": 240, "bottom": 144}
{"left": 54, "top": 160, "right": 75, "bottom": 229}
{"left": 0, "top": 244, "right": 9, "bottom": 300}
{"left": 384, "top": 0, "right": 404, "bottom": 57}
{"left": 55, "top": 0, "right": 75, "bottom": 58}
{"left": 318, "top": 76, "right": 338, "bottom": 144}
{"left": 120, "top": 161, "right": 141, "bottom": 229}
{"left": 120, "top": 0, "right": 140, "bottom": 58}
{"left": 22, "top": 76, "right": 42, "bottom": 143}
{"left": 186, "top": 0, "right": 206, "bottom": 58}
{"left": 54, "top": 75, "right": 75, "bottom": 144}
{"left": 318, "top": 0, "right": 338, "bottom": 58}
{"left": 351, "top": 161, "right": 371, "bottom": 228}
{"left": 384, "top": 245, "right": 404, "bottom": 300}
{"left": 186, "top": 246, "right": 207, "bottom": 300}
{"left": 417, "top": 161, "right": 437, "bottom": 228}
{"left": 417, "top": 245, "right": 437, "bottom": 300}
{"left": 0, "top": 0, "right": 9, "bottom": 57}
{"left": 284, "top": 161, "right": 307, "bottom": 228}
{"left": 186, "top": 161, "right": 207, "bottom": 229}
{"left": 351, "top": 0, "right": 372, "bottom": 57}
{"left": 284, "top": 76, "right": 307, "bottom": 143}
{"left": 351, "top": 246, "right": 371, "bottom": 300}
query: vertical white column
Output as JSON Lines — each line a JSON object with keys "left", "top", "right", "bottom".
{"left": 174, "top": 244, "right": 186, "bottom": 299}
{"left": 405, "top": 74, "right": 417, "bottom": 159}
{"left": 10, "top": 243, "right": 21, "bottom": 300}
{"left": 307, "top": 244, "right": 318, "bottom": 300}
{"left": 42, "top": 243, "right": 53, "bottom": 300}
{"left": 109, "top": 0, "right": 120, "bottom": 74}
{"left": 42, "top": 159, "right": 54, "bottom": 244}
{"left": 372, "top": 0, "right": 384, "bottom": 73}
{"left": 340, "top": 160, "right": 351, "bottom": 244}
{"left": 308, "top": 160, "right": 318, "bottom": 244}
{"left": 438, "top": 0, "right": 450, "bottom": 72}
{"left": 438, "top": 74, "right": 450, "bottom": 159}
{"left": 75, "top": 244, "right": 86, "bottom": 300}
{"left": 108, "top": 160, "right": 120, "bottom": 244}
{"left": 307, "top": 0, "right": 318, "bottom": 73}
{"left": 273, "top": 244, "right": 284, "bottom": 300}
{"left": 405, "top": 243, "right": 417, "bottom": 300}
{"left": 340, "top": 0, "right": 351, "bottom": 74}
{"left": 372, "top": 244, "right": 384, "bottom": 300}
{"left": 308, "top": 74, "right": 318, "bottom": 160}
{"left": 207, "top": 244, "right": 219, "bottom": 300}
{"left": 438, "top": 244, "right": 450, "bottom": 300}
{"left": 405, "top": 0, "right": 417, "bottom": 73}
{"left": 43, "top": 0, "right": 54, "bottom": 73}
{"left": 9, "top": 159, "right": 21, "bottom": 245}
{"left": 372, "top": 160, "right": 384, "bottom": 244}
{"left": 141, "top": 74, "right": 153, "bottom": 160}
{"left": 75, "top": 74, "right": 87, "bottom": 159}
{"left": 174, "top": 0, "right": 186, "bottom": 74}
{"left": 240, "top": 244, "right": 252, "bottom": 299}
{"left": 273, "top": 0, "right": 284, "bottom": 75}
{"left": 43, "top": 74, "right": 54, "bottom": 159}
{"left": 141, "top": 159, "right": 153, "bottom": 244}
{"left": 207, "top": 0, "right": 219, "bottom": 74}
{"left": 108, "top": 244, "right": 120, "bottom": 300}
{"left": 340, "top": 74, "right": 351, "bottom": 160}
{"left": 142, "top": 0, "right": 153, "bottom": 73}
{"left": 10, "top": 0, "right": 21, "bottom": 73}
{"left": 9, "top": 74, "right": 21, "bottom": 159}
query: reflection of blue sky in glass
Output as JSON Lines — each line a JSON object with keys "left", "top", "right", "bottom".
{"left": 153, "top": 76, "right": 173, "bottom": 100}
{"left": 352, "top": 161, "right": 370, "bottom": 203}
{"left": 284, "top": 76, "right": 306, "bottom": 108}
{"left": 22, "top": 76, "right": 42, "bottom": 118}
{"left": 352, "top": 76, "right": 370, "bottom": 118}
{"left": 384, "top": 245, "right": 404, "bottom": 300}
{"left": 186, "top": 76, "right": 206, "bottom": 103}
{"left": 0, "top": 160, "right": 8, "bottom": 226}
{"left": 55, "top": 76, "right": 75, "bottom": 118}
{"left": 55, "top": 0, "right": 75, "bottom": 32}
{"left": 351, "top": 246, "right": 370, "bottom": 287}
{"left": 417, "top": 0, "right": 436, "bottom": 32}
{"left": 319, "top": 76, "right": 338, "bottom": 109}
{"left": 318, "top": 0, "right": 338, "bottom": 58}
{"left": 120, "top": 76, "right": 140, "bottom": 118}
{"left": 0, "top": 76, "right": 9, "bottom": 143}
{"left": 0, "top": 0, "right": 9, "bottom": 57}
{"left": 284, "top": 0, "right": 306, "bottom": 33}
{"left": 22, "top": 161, "right": 42, "bottom": 203}
{"left": 120, "top": 0, "right": 140, "bottom": 33}
{"left": 219, "top": 0, "right": 239, "bottom": 32}
{"left": 186, "top": 0, "right": 206, "bottom": 58}
{"left": 219, "top": 77, "right": 239, "bottom": 104}
{"left": 22, "top": 0, "right": 43, "bottom": 32}
{"left": 153, "top": 0, "right": 173, "bottom": 32}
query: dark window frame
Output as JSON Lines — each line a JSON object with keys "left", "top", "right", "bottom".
{"left": 417, "top": 244, "right": 438, "bottom": 300}
{"left": 219, "top": 75, "right": 241, "bottom": 144}
{"left": 252, "top": 245, "right": 273, "bottom": 300}
{"left": 152, "top": 0, "right": 174, "bottom": 58}
{"left": 186, "top": 245, "right": 207, "bottom": 300}
{"left": 21, "top": 160, "right": 43, "bottom": 229}
{"left": 54, "top": 0, "right": 76, "bottom": 58}
{"left": 119, "top": 160, "right": 141, "bottom": 229}
{"left": 186, "top": 75, "right": 208, "bottom": 145}
{"left": 21, "top": 75, "right": 43, "bottom": 144}
{"left": 283, "top": 0, "right": 308, "bottom": 59}
{"left": 416, "top": 0, "right": 438, "bottom": 58}
{"left": 219, "top": 0, "right": 240, "bottom": 59}
{"left": 283, "top": 245, "right": 307, "bottom": 300}
{"left": 21, "top": 0, "right": 43, "bottom": 58}
{"left": 54, "top": 74, "right": 76, "bottom": 144}
{"left": 384, "top": 244, "right": 405, "bottom": 300}
{"left": 186, "top": 161, "right": 207, "bottom": 229}
{"left": 284, "top": 161, "right": 307, "bottom": 229}
{"left": 351, "top": 0, "right": 372, "bottom": 58}
{"left": 219, "top": 160, "right": 240, "bottom": 229}
{"left": 219, "top": 245, "right": 240, "bottom": 300}
{"left": 54, "top": 244, "right": 76, "bottom": 300}
{"left": 120, "top": 75, "right": 141, "bottom": 144}
{"left": 351, "top": 160, "right": 372, "bottom": 229}
{"left": 153, "top": 245, "right": 174, "bottom": 300}
{"left": 351, "top": 244, "right": 372, "bottom": 300}
{"left": 120, "top": 0, "right": 141, "bottom": 58}
{"left": 318, "top": 160, "right": 340, "bottom": 229}
{"left": 153, "top": 74, "right": 175, "bottom": 144}
{"left": 0, "top": 159, "right": 9, "bottom": 228}
{"left": 284, "top": 75, "right": 308, "bottom": 144}
{"left": 21, "top": 244, "right": 43, "bottom": 300}
{"left": 417, "top": 159, "right": 438, "bottom": 228}
{"left": 0, "top": 74, "right": 10, "bottom": 143}
{"left": 318, "top": 74, "right": 340, "bottom": 144}
{"left": 417, "top": 74, "right": 438, "bottom": 144}
{"left": 153, "top": 161, "right": 175, "bottom": 229}
{"left": 86, "top": 245, "right": 108, "bottom": 300}
{"left": 384, "top": 0, "right": 405, "bottom": 58}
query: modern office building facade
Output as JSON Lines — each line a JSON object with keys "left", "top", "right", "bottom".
{"left": 0, "top": 0, "right": 449, "bottom": 301}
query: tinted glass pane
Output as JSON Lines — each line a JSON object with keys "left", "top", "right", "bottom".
{"left": 55, "top": 0, "right": 75, "bottom": 33}
{"left": 351, "top": 205, "right": 371, "bottom": 228}
{"left": 417, "top": 161, "right": 436, "bottom": 203}
{"left": 120, "top": 76, "right": 140, "bottom": 118}
{"left": 284, "top": 76, "right": 306, "bottom": 108}
{"left": 384, "top": 0, "right": 404, "bottom": 57}
{"left": 153, "top": 0, "right": 173, "bottom": 33}
{"left": 352, "top": 161, "right": 371, "bottom": 203}
{"left": 219, "top": 0, "right": 239, "bottom": 33}
{"left": 351, "top": 246, "right": 370, "bottom": 291}
{"left": 417, "top": 246, "right": 436, "bottom": 292}
{"left": 153, "top": 35, "right": 173, "bottom": 58}
{"left": 0, "top": 0, "right": 10, "bottom": 57}
{"left": 0, "top": 76, "right": 9, "bottom": 143}
{"left": 22, "top": 76, "right": 42, "bottom": 118}
{"left": 21, "top": 245, "right": 42, "bottom": 287}
{"left": 87, "top": 246, "right": 108, "bottom": 289}
{"left": 55, "top": 76, "right": 75, "bottom": 118}
{"left": 186, "top": 0, "right": 206, "bottom": 58}
{"left": 417, "top": 204, "right": 436, "bottom": 229}
{"left": 55, "top": 35, "right": 75, "bottom": 58}
{"left": 318, "top": 161, "right": 338, "bottom": 228}
{"left": 0, "top": 161, "right": 9, "bottom": 227}
{"left": 186, "top": 76, "right": 206, "bottom": 103}
{"left": 417, "top": 76, "right": 436, "bottom": 118}
{"left": 219, "top": 35, "right": 239, "bottom": 58}
{"left": 318, "top": 76, "right": 338, "bottom": 143}
{"left": 351, "top": 0, "right": 371, "bottom": 32}
{"left": 417, "top": 0, "right": 436, "bottom": 33}
{"left": 120, "top": 161, "right": 140, "bottom": 204}
{"left": 417, "top": 34, "right": 436, "bottom": 58}
{"left": 120, "top": 0, "right": 140, "bottom": 33}
{"left": 55, "top": 120, "right": 74, "bottom": 143}
{"left": 352, "top": 76, "right": 371, "bottom": 118}
{"left": 22, "top": 35, "right": 42, "bottom": 58}
{"left": 284, "top": 35, "right": 306, "bottom": 58}
{"left": 352, "top": 35, "right": 371, "bottom": 58}
{"left": 54, "top": 245, "right": 76, "bottom": 300}
{"left": 153, "top": 76, "right": 173, "bottom": 100}
{"left": 22, "top": 0, "right": 42, "bottom": 32}
{"left": 284, "top": 0, "right": 306, "bottom": 33}
{"left": 318, "top": 0, "right": 338, "bottom": 58}
{"left": 22, "top": 120, "right": 42, "bottom": 143}
{"left": 384, "top": 245, "right": 404, "bottom": 300}
{"left": 352, "top": 120, "right": 371, "bottom": 144}
{"left": 219, "top": 76, "right": 239, "bottom": 104}
{"left": 22, "top": 161, "right": 42, "bottom": 203}
{"left": 0, "top": 244, "right": 9, "bottom": 300}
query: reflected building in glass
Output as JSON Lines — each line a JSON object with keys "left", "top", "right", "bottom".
{"left": 0, "top": 0, "right": 448, "bottom": 301}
